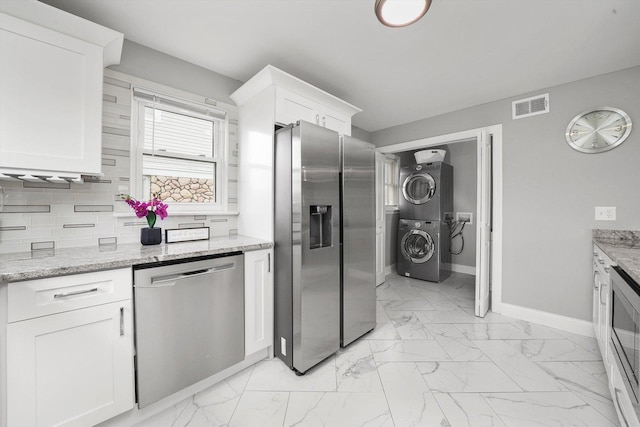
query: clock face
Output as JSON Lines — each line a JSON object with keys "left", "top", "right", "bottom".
{"left": 565, "top": 107, "right": 632, "bottom": 153}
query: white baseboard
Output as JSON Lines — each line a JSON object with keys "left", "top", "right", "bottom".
{"left": 451, "top": 263, "right": 476, "bottom": 275}
{"left": 499, "top": 302, "right": 595, "bottom": 337}
{"left": 384, "top": 264, "right": 397, "bottom": 276}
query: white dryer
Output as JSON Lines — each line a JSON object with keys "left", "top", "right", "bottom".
{"left": 397, "top": 219, "right": 451, "bottom": 282}
{"left": 399, "top": 162, "right": 453, "bottom": 221}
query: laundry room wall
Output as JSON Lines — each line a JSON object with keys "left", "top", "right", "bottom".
{"left": 371, "top": 66, "right": 640, "bottom": 323}
{"left": 444, "top": 142, "right": 477, "bottom": 271}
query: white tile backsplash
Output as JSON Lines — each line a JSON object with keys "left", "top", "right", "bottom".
{"left": 0, "top": 69, "right": 239, "bottom": 254}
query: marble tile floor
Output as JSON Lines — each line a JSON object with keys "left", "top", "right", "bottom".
{"left": 137, "top": 272, "right": 619, "bottom": 427}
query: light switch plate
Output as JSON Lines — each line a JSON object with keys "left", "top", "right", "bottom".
{"left": 595, "top": 207, "right": 616, "bottom": 221}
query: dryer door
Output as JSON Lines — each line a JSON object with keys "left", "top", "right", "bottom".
{"left": 401, "top": 229, "right": 435, "bottom": 263}
{"left": 402, "top": 172, "right": 436, "bottom": 205}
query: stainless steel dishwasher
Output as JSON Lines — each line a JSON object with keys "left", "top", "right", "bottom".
{"left": 133, "top": 253, "right": 244, "bottom": 408}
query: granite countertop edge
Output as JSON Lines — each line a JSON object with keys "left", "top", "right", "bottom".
{"left": 0, "top": 236, "right": 273, "bottom": 283}
{"left": 593, "top": 229, "right": 640, "bottom": 284}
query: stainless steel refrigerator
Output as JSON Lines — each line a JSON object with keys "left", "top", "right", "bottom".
{"left": 274, "top": 120, "right": 342, "bottom": 374}
{"left": 274, "top": 121, "right": 376, "bottom": 374}
{"left": 340, "top": 135, "right": 376, "bottom": 347}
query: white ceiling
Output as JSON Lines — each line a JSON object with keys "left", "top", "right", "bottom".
{"left": 39, "top": 0, "right": 640, "bottom": 132}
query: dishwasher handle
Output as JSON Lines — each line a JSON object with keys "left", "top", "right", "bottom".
{"left": 137, "top": 263, "right": 236, "bottom": 288}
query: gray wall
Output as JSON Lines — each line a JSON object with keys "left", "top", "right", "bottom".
{"left": 351, "top": 126, "right": 372, "bottom": 142}
{"left": 372, "top": 66, "right": 640, "bottom": 321}
{"left": 109, "top": 40, "right": 243, "bottom": 104}
{"left": 446, "top": 142, "right": 477, "bottom": 268}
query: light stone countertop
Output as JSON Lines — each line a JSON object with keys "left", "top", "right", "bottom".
{"left": 593, "top": 229, "right": 640, "bottom": 284}
{"left": 0, "top": 235, "right": 272, "bottom": 283}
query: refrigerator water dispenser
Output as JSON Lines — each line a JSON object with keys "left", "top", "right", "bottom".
{"left": 310, "top": 205, "right": 332, "bottom": 249}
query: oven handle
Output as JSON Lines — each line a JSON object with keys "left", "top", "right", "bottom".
{"left": 593, "top": 270, "right": 600, "bottom": 291}
{"left": 614, "top": 388, "right": 630, "bottom": 427}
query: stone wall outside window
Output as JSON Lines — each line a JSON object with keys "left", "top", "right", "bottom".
{"left": 150, "top": 175, "right": 214, "bottom": 203}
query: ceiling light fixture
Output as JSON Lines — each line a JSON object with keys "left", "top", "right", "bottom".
{"left": 375, "top": 0, "right": 432, "bottom": 27}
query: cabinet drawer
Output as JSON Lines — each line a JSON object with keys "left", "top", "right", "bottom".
{"left": 8, "top": 268, "right": 132, "bottom": 322}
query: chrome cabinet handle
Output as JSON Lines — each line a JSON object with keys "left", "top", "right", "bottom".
{"left": 315, "top": 114, "right": 319, "bottom": 124}
{"left": 322, "top": 116, "right": 326, "bottom": 127}
{"left": 54, "top": 287, "right": 98, "bottom": 298}
{"left": 598, "top": 258, "right": 605, "bottom": 264}
{"left": 141, "top": 263, "right": 236, "bottom": 287}
{"left": 593, "top": 252, "right": 598, "bottom": 256}
{"left": 614, "top": 388, "right": 630, "bottom": 427}
{"left": 593, "top": 270, "right": 599, "bottom": 290}
{"left": 605, "top": 266, "right": 610, "bottom": 273}
{"left": 120, "top": 307, "right": 124, "bottom": 336}
{"left": 599, "top": 279, "right": 607, "bottom": 306}
{"left": 267, "top": 253, "right": 271, "bottom": 273}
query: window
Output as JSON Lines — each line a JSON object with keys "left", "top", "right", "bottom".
{"left": 383, "top": 155, "right": 399, "bottom": 208}
{"left": 131, "top": 89, "right": 228, "bottom": 213}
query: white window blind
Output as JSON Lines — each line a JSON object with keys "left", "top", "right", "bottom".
{"left": 132, "top": 89, "right": 227, "bottom": 209}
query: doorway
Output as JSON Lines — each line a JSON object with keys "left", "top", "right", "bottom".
{"left": 376, "top": 125, "right": 502, "bottom": 317}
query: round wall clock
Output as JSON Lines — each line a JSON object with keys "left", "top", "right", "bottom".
{"left": 565, "top": 107, "right": 632, "bottom": 153}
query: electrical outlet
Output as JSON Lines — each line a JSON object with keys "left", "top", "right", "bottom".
{"left": 595, "top": 206, "right": 616, "bottom": 221}
{"left": 456, "top": 212, "right": 473, "bottom": 224}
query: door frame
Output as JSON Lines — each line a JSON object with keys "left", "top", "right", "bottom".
{"left": 376, "top": 124, "right": 503, "bottom": 314}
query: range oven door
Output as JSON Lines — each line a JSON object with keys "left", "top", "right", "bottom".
{"left": 611, "top": 266, "right": 640, "bottom": 407}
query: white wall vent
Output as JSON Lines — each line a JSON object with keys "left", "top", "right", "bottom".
{"left": 512, "top": 93, "right": 549, "bottom": 119}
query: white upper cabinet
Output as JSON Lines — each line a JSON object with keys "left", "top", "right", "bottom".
{"left": 231, "top": 65, "right": 360, "bottom": 136}
{"left": 0, "top": 1, "right": 123, "bottom": 177}
{"left": 275, "top": 88, "right": 351, "bottom": 135}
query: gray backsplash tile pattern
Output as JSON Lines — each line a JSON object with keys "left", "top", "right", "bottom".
{"left": 0, "top": 70, "right": 239, "bottom": 254}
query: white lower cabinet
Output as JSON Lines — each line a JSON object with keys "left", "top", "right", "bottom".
{"left": 244, "top": 248, "right": 274, "bottom": 356}
{"left": 609, "top": 357, "right": 638, "bottom": 427}
{"left": 6, "top": 269, "right": 134, "bottom": 427}
{"left": 593, "top": 245, "right": 613, "bottom": 373}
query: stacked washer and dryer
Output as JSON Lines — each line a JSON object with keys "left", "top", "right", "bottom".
{"left": 397, "top": 151, "right": 453, "bottom": 282}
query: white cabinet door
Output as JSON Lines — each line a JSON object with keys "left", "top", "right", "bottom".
{"left": 275, "top": 89, "right": 316, "bottom": 127}
{"left": 610, "top": 358, "right": 638, "bottom": 427}
{"left": 7, "top": 301, "right": 134, "bottom": 427}
{"left": 592, "top": 257, "right": 601, "bottom": 342}
{"left": 319, "top": 105, "right": 351, "bottom": 136}
{"left": 275, "top": 88, "right": 351, "bottom": 135}
{"left": 0, "top": 13, "right": 103, "bottom": 175}
{"left": 245, "top": 248, "right": 274, "bottom": 355}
